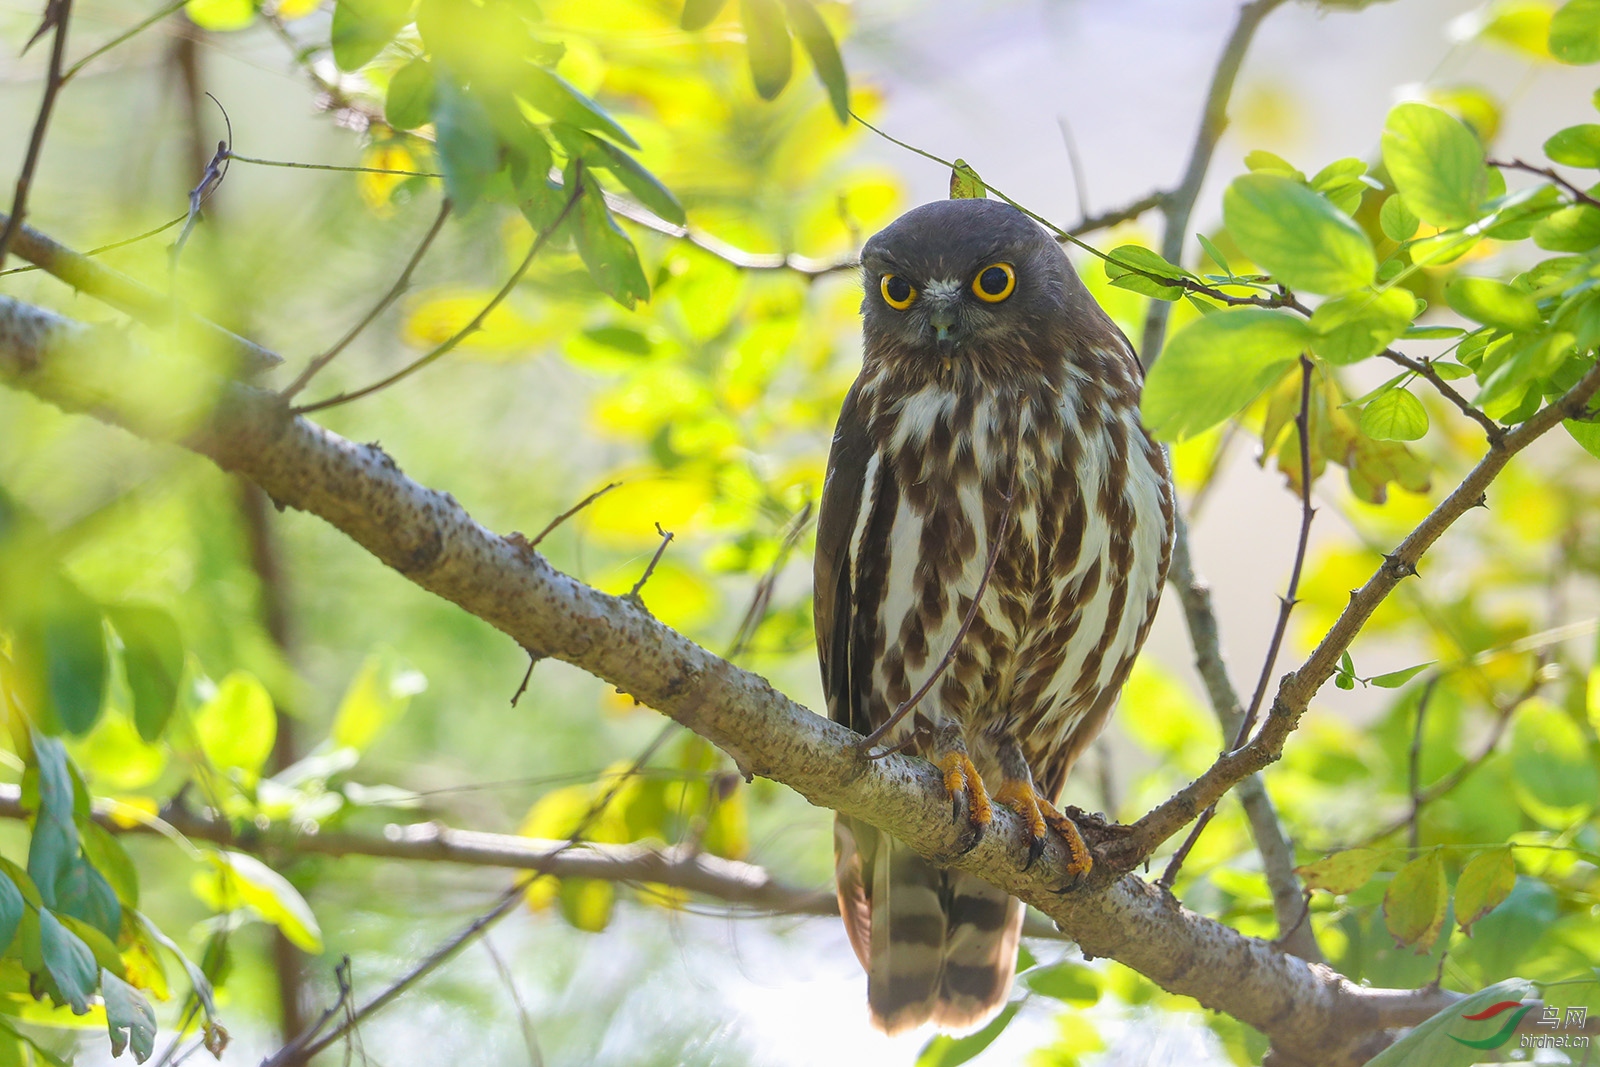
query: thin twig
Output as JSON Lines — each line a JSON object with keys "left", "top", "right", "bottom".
{"left": 628, "top": 523, "right": 675, "bottom": 600}
{"left": 1379, "top": 348, "right": 1503, "bottom": 442}
{"left": 1488, "top": 156, "right": 1600, "bottom": 211}
{"left": 726, "top": 502, "right": 815, "bottom": 661}
{"left": 0, "top": 212, "right": 186, "bottom": 278}
{"left": 293, "top": 181, "right": 583, "bottom": 415}
{"left": 226, "top": 152, "right": 441, "bottom": 178}
{"left": 0, "top": 0, "right": 74, "bottom": 271}
{"left": 60, "top": 0, "right": 186, "bottom": 83}
{"left": 482, "top": 937, "right": 543, "bottom": 1067}
{"left": 509, "top": 650, "right": 539, "bottom": 708}
{"left": 1161, "top": 353, "right": 1315, "bottom": 889}
{"left": 1139, "top": 0, "right": 1290, "bottom": 367}
{"left": 1406, "top": 676, "right": 1441, "bottom": 854}
{"left": 859, "top": 461, "right": 1019, "bottom": 756}
{"left": 525, "top": 481, "right": 620, "bottom": 549}
{"left": 280, "top": 196, "right": 452, "bottom": 400}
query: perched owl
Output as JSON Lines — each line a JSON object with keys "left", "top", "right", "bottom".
{"left": 814, "top": 199, "right": 1175, "bottom": 1033}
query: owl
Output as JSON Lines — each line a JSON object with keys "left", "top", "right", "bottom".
{"left": 814, "top": 198, "right": 1175, "bottom": 1033}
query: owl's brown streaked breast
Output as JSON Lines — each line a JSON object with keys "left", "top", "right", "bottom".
{"left": 846, "top": 357, "right": 1173, "bottom": 794}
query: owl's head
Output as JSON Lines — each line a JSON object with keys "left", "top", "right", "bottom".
{"left": 859, "top": 199, "right": 1120, "bottom": 378}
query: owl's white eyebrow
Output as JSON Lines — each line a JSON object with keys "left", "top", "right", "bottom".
{"left": 924, "top": 279, "right": 963, "bottom": 299}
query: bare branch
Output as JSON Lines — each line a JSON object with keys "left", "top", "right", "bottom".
{"left": 1488, "top": 156, "right": 1600, "bottom": 211}
{"left": 0, "top": 0, "right": 74, "bottom": 271}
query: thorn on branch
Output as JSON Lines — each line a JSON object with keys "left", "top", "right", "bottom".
{"left": 1383, "top": 553, "right": 1418, "bottom": 580}
{"left": 626, "top": 522, "right": 674, "bottom": 604}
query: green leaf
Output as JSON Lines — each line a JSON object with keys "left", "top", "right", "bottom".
{"left": 385, "top": 57, "right": 434, "bottom": 131}
{"left": 1429, "top": 359, "right": 1474, "bottom": 377}
{"left": 205, "top": 851, "right": 323, "bottom": 953}
{"left": 1404, "top": 326, "right": 1468, "bottom": 340}
{"left": 740, "top": 0, "right": 793, "bottom": 100}
{"left": 0, "top": 873, "right": 23, "bottom": 956}
{"left": 1195, "top": 232, "right": 1232, "bottom": 275}
{"left": 1566, "top": 415, "right": 1600, "bottom": 456}
{"left": 1222, "top": 173, "right": 1376, "bottom": 294}
{"left": 571, "top": 174, "right": 651, "bottom": 309}
{"left": 1365, "top": 978, "right": 1535, "bottom": 1067}
{"left": 1103, "top": 244, "right": 1188, "bottom": 299}
{"left": 53, "top": 860, "right": 120, "bottom": 941}
{"left": 1544, "top": 122, "right": 1600, "bottom": 166}
{"left": 1369, "top": 662, "right": 1434, "bottom": 688}
{"left": 1550, "top": 0, "right": 1600, "bottom": 63}
{"left": 681, "top": 0, "right": 729, "bottom": 30}
{"left": 331, "top": 0, "right": 413, "bottom": 72}
{"left": 784, "top": 0, "right": 849, "bottom": 123}
{"left": 78, "top": 822, "right": 138, "bottom": 910}
{"left": 1294, "top": 848, "right": 1382, "bottom": 895}
{"left": 36, "top": 910, "right": 96, "bottom": 1014}
{"left": 193, "top": 671, "right": 276, "bottom": 777}
{"left": 1533, "top": 201, "right": 1600, "bottom": 250}
{"left": 101, "top": 970, "right": 156, "bottom": 1063}
{"left": 1511, "top": 697, "right": 1599, "bottom": 811}
{"left": 1444, "top": 276, "right": 1543, "bottom": 331}
{"left": 1379, "top": 194, "right": 1420, "bottom": 241}
{"left": 331, "top": 651, "right": 426, "bottom": 752}
{"left": 1143, "top": 310, "right": 1311, "bottom": 441}
{"left": 915, "top": 1002, "right": 1021, "bottom": 1067}
{"left": 431, "top": 75, "right": 500, "bottom": 213}
{"left": 520, "top": 67, "right": 639, "bottom": 150}
{"left": 1455, "top": 847, "right": 1516, "bottom": 935}
{"left": 1243, "top": 149, "right": 1304, "bottom": 180}
{"left": 1309, "top": 287, "right": 1416, "bottom": 364}
{"left": 580, "top": 133, "right": 687, "bottom": 226}
{"left": 105, "top": 606, "right": 182, "bottom": 742}
{"left": 1385, "top": 849, "right": 1448, "bottom": 952}
{"left": 1021, "top": 961, "right": 1100, "bottom": 1005}
{"left": 184, "top": 0, "right": 256, "bottom": 31}
{"left": 1360, "top": 387, "right": 1430, "bottom": 441}
{"left": 1382, "top": 103, "right": 1489, "bottom": 228}
{"left": 40, "top": 594, "right": 107, "bottom": 737}
{"left": 948, "top": 158, "right": 987, "bottom": 200}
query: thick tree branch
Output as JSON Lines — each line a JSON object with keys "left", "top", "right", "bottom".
{"left": 0, "top": 295, "right": 1509, "bottom": 1067}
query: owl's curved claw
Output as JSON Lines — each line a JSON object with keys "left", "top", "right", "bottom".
{"left": 995, "top": 779, "right": 1092, "bottom": 886}
{"left": 937, "top": 751, "right": 991, "bottom": 854}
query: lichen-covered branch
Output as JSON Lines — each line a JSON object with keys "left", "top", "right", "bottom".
{"left": 0, "top": 293, "right": 1521, "bottom": 1067}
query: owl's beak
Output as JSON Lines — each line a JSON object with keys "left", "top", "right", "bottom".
{"left": 928, "top": 299, "right": 959, "bottom": 346}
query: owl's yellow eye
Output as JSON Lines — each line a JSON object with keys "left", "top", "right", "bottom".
{"left": 972, "top": 262, "right": 1016, "bottom": 303}
{"left": 880, "top": 274, "right": 916, "bottom": 310}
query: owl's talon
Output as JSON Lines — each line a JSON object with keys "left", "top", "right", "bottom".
{"left": 937, "top": 752, "right": 991, "bottom": 852}
{"left": 995, "top": 779, "right": 1092, "bottom": 882}
{"left": 1040, "top": 798, "right": 1094, "bottom": 887}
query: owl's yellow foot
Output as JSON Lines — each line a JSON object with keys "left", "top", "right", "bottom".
{"left": 937, "top": 751, "right": 991, "bottom": 852}
{"left": 994, "top": 778, "right": 1092, "bottom": 883}
{"left": 1040, "top": 795, "right": 1093, "bottom": 885}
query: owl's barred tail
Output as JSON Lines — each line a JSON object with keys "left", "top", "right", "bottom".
{"left": 834, "top": 816, "right": 1023, "bottom": 1035}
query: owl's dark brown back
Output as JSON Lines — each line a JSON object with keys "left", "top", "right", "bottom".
{"left": 815, "top": 199, "right": 1174, "bottom": 1033}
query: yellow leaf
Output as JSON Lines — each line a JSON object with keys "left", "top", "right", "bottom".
{"left": 582, "top": 477, "right": 713, "bottom": 546}
{"left": 1384, "top": 849, "right": 1448, "bottom": 953}
{"left": 1295, "top": 848, "right": 1383, "bottom": 895}
{"left": 1455, "top": 847, "right": 1516, "bottom": 935}
{"left": 401, "top": 290, "right": 541, "bottom": 352}
{"left": 358, "top": 143, "right": 421, "bottom": 216}
{"left": 274, "top": 0, "right": 322, "bottom": 19}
